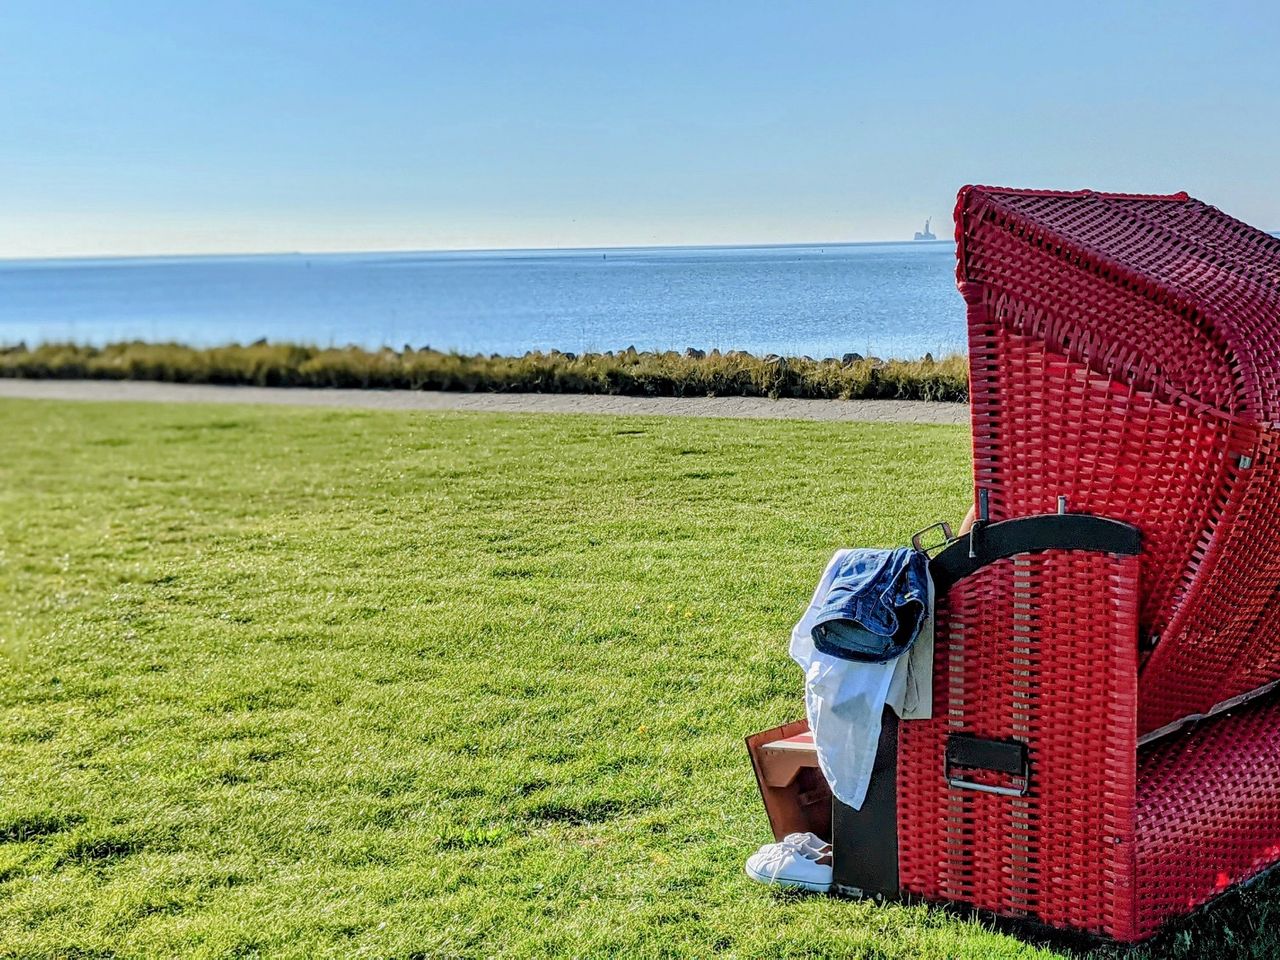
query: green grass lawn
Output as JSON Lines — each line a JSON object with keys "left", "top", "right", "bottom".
{"left": 0, "top": 399, "right": 1275, "bottom": 959}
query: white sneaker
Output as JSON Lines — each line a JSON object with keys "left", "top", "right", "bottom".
{"left": 744, "top": 832, "right": 833, "bottom": 892}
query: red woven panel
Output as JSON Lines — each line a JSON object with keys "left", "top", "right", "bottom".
{"left": 955, "top": 190, "right": 1241, "bottom": 416}
{"left": 968, "top": 319, "right": 1243, "bottom": 642}
{"left": 956, "top": 186, "right": 1280, "bottom": 733}
{"left": 1140, "top": 430, "right": 1280, "bottom": 731}
{"left": 958, "top": 187, "right": 1280, "bottom": 423}
{"left": 897, "top": 551, "right": 1141, "bottom": 939}
{"left": 1135, "top": 693, "right": 1280, "bottom": 938}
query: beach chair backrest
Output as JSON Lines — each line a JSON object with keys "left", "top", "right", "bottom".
{"left": 954, "top": 186, "right": 1280, "bottom": 734}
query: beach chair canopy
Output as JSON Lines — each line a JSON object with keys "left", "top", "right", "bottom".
{"left": 954, "top": 186, "right": 1280, "bottom": 734}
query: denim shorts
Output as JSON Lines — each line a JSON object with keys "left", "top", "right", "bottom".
{"left": 810, "top": 547, "right": 929, "bottom": 662}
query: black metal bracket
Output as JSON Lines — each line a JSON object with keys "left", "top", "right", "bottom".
{"left": 928, "top": 512, "right": 1141, "bottom": 595}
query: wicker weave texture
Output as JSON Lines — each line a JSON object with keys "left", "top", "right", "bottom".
{"left": 897, "top": 551, "right": 1141, "bottom": 938}
{"left": 1135, "top": 695, "right": 1280, "bottom": 937}
{"left": 894, "top": 187, "right": 1280, "bottom": 942}
{"left": 955, "top": 185, "right": 1280, "bottom": 734}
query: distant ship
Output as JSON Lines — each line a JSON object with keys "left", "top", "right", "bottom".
{"left": 913, "top": 217, "right": 937, "bottom": 241}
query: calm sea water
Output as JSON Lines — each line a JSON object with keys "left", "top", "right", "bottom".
{"left": 0, "top": 241, "right": 965, "bottom": 359}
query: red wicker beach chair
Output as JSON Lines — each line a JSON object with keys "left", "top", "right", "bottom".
{"left": 750, "top": 186, "right": 1280, "bottom": 944}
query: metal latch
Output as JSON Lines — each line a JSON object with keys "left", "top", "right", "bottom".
{"left": 911, "top": 521, "right": 954, "bottom": 555}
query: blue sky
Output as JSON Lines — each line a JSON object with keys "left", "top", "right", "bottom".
{"left": 3, "top": 1, "right": 1278, "bottom": 257}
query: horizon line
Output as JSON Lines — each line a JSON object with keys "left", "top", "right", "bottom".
{"left": 0, "top": 236, "right": 957, "bottom": 266}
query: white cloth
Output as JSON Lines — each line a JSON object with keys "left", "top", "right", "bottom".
{"left": 789, "top": 549, "right": 934, "bottom": 810}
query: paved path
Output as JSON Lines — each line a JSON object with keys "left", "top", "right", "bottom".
{"left": 0, "top": 378, "right": 969, "bottom": 425}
